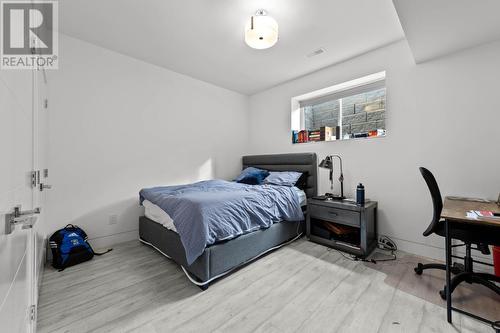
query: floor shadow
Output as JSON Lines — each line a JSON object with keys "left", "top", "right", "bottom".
{"left": 363, "top": 250, "right": 500, "bottom": 323}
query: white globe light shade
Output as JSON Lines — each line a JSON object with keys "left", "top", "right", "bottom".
{"left": 245, "top": 13, "right": 278, "bottom": 49}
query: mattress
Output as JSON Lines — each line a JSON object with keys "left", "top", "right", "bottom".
{"left": 143, "top": 186, "right": 307, "bottom": 233}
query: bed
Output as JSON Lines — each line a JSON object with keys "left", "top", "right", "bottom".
{"left": 138, "top": 153, "right": 317, "bottom": 289}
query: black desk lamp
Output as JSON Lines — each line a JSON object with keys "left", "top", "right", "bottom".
{"left": 319, "top": 155, "right": 344, "bottom": 200}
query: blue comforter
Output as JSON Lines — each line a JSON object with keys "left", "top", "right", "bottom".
{"left": 139, "top": 180, "right": 304, "bottom": 265}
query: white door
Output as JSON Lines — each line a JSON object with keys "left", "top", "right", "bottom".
{"left": 32, "top": 66, "right": 50, "bottom": 329}
{"left": 0, "top": 64, "right": 47, "bottom": 331}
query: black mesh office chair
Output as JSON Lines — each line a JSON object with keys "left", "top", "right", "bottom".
{"left": 414, "top": 167, "right": 500, "bottom": 299}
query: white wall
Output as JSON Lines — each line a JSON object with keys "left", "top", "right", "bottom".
{"left": 248, "top": 39, "right": 500, "bottom": 261}
{"left": 46, "top": 35, "right": 249, "bottom": 248}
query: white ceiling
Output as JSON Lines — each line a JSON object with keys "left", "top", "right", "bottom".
{"left": 59, "top": 0, "right": 404, "bottom": 95}
{"left": 393, "top": 0, "right": 500, "bottom": 63}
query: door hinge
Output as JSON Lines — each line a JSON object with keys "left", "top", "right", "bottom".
{"left": 29, "top": 304, "right": 36, "bottom": 321}
{"left": 31, "top": 170, "right": 41, "bottom": 188}
{"left": 30, "top": 171, "right": 37, "bottom": 188}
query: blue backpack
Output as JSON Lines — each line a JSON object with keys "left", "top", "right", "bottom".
{"left": 49, "top": 224, "right": 111, "bottom": 270}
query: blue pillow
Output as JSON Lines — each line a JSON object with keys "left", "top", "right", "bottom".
{"left": 234, "top": 167, "right": 270, "bottom": 185}
{"left": 263, "top": 171, "right": 303, "bottom": 187}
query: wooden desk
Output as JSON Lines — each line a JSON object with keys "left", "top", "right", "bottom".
{"left": 441, "top": 196, "right": 500, "bottom": 330}
{"left": 442, "top": 197, "right": 500, "bottom": 227}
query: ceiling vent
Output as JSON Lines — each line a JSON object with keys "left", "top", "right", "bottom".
{"left": 307, "top": 48, "right": 326, "bottom": 58}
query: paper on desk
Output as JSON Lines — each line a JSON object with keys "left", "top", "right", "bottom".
{"left": 467, "top": 210, "right": 500, "bottom": 219}
{"left": 466, "top": 210, "right": 478, "bottom": 219}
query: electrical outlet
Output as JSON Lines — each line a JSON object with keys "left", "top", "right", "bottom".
{"left": 109, "top": 214, "right": 118, "bottom": 225}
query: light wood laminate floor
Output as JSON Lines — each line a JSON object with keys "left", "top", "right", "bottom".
{"left": 37, "top": 239, "right": 499, "bottom": 333}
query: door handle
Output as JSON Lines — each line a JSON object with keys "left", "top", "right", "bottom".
{"left": 13, "top": 206, "right": 41, "bottom": 217}
{"left": 5, "top": 205, "right": 41, "bottom": 234}
{"left": 39, "top": 183, "right": 52, "bottom": 191}
{"left": 12, "top": 215, "right": 38, "bottom": 230}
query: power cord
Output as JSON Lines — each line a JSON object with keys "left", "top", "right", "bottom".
{"left": 327, "top": 248, "right": 376, "bottom": 263}
{"left": 372, "top": 235, "right": 397, "bottom": 262}
{"left": 327, "top": 235, "right": 398, "bottom": 264}
{"left": 378, "top": 235, "right": 397, "bottom": 251}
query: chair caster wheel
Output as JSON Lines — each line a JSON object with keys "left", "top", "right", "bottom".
{"left": 414, "top": 263, "right": 423, "bottom": 275}
{"left": 439, "top": 288, "right": 447, "bottom": 300}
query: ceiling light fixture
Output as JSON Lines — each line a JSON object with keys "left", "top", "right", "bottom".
{"left": 245, "top": 9, "right": 278, "bottom": 50}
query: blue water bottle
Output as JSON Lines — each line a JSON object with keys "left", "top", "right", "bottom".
{"left": 356, "top": 183, "right": 365, "bottom": 205}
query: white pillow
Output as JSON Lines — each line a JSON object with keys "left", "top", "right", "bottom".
{"left": 263, "top": 171, "right": 302, "bottom": 187}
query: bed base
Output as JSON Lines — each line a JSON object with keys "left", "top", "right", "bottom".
{"left": 139, "top": 216, "right": 304, "bottom": 289}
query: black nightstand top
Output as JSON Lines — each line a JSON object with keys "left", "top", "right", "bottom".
{"left": 308, "top": 198, "right": 377, "bottom": 212}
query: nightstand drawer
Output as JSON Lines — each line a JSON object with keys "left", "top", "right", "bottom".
{"left": 309, "top": 204, "right": 360, "bottom": 227}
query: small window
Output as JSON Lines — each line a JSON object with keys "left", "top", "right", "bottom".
{"left": 291, "top": 72, "right": 386, "bottom": 143}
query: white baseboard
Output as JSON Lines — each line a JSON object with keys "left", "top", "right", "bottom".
{"left": 88, "top": 229, "right": 139, "bottom": 250}
{"left": 41, "top": 228, "right": 495, "bottom": 275}
{"left": 386, "top": 234, "right": 494, "bottom": 273}
{"left": 388, "top": 236, "right": 446, "bottom": 260}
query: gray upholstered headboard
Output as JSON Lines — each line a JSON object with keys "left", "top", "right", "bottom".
{"left": 242, "top": 153, "right": 318, "bottom": 198}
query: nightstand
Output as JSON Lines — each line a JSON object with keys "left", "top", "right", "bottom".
{"left": 306, "top": 199, "right": 377, "bottom": 257}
